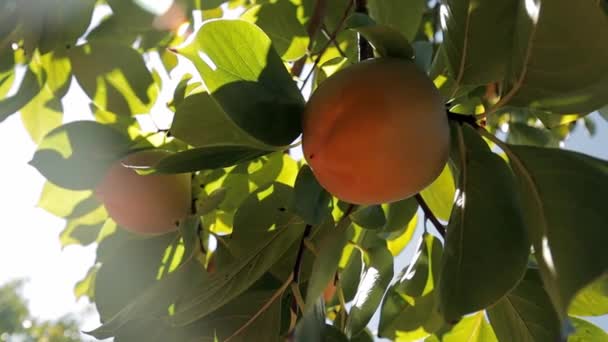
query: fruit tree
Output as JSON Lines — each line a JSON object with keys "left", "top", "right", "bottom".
{"left": 1, "top": 0, "right": 608, "bottom": 341}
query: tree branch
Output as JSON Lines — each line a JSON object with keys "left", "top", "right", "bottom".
{"left": 293, "top": 224, "right": 313, "bottom": 284}
{"left": 298, "top": 0, "right": 356, "bottom": 89}
{"left": 291, "top": 0, "right": 328, "bottom": 77}
{"left": 415, "top": 193, "right": 446, "bottom": 238}
{"left": 355, "top": 0, "right": 373, "bottom": 60}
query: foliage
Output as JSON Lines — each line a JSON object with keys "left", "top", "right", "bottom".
{"left": 0, "top": 280, "right": 83, "bottom": 342}
{"left": 1, "top": 0, "right": 608, "bottom": 341}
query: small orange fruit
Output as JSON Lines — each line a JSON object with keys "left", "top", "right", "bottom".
{"left": 95, "top": 150, "right": 191, "bottom": 235}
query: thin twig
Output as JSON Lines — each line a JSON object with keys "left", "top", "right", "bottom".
{"left": 291, "top": 0, "right": 328, "bottom": 77}
{"left": 415, "top": 194, "right": 446, "bottom": 238}
{"left": 290, "top": 283, "right": 306, "bottom": 313}
{"left": 224, "top": 273, "right": 294, "bottom": 342}
{"left": 293, "top": 224, "right": 313, "bottom": 283}
{"left": 299, "top": 0, "right": 356, "bottom": 89}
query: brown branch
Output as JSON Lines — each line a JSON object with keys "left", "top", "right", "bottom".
{"left": 291, "top": 0, "right": 328, "bottom": 77}
{"left": 293, "top": 224, "right": 313, "bottom": 283}
{"left": 415, "top": 194, "right": 446, "bottom": 238}
{"left": 298, "top": 0, "right": 356, "bottom": 89}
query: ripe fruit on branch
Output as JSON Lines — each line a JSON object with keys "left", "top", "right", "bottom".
{"left": 95, "top": 150, "right": 191, "bottom": 235}
{"left": 302, "top": 58, "right": 449, "bottom": 205}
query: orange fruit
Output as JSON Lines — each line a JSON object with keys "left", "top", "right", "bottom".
{"left": 302, "top": 58, "right": 449, "bottom": 204}
{"left": 95, "top": 150, "right": 191, "bottom": 235}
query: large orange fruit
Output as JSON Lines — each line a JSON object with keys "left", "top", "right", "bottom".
{"left": 95, "top": 150, "right": 191, "bottom": 235}
{"left": 302, "top": 58, "right": 449, "bottom": 204}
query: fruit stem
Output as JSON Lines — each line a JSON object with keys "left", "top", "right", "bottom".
{"left": 415, "top": 193, "right": 446, "bottom": 238}
{"left": 355, "top": 0, "right": 373, "bottom": 60}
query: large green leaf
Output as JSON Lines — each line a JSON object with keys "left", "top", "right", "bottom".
{"left": 294, "top": 165, "right": 332, "bottom": 225}
{"left": 505, "top": 1, "right": 608, "bottom": 113}
{"left": 37, "top": 182, "right": 95, "bottom": 218}
{"left": 442, "top": 312, "right": 497, "bottom": 342}
{"left": 176, "top": 20, "right": 304, "bottom": 147}
{"left": 507, "top": 144, "right": 608, "bottom": 318}
{"left": 60, "top": 205, "right": 108, "bottom": 247}
{"left": 69, "top": 41, "right": 158, "bottom": 115}
{"left": 242, "top": 0, "right": 309, "bottom": 61}
{"left": 29, "top": 121, "right": 132, "bottom": 190}
{"left": 440, "top": 0, "right": 518, "bottom": 86}
{"left": 153, "top": 145, "right": 270, "bottom": 174}
{"left": 487, "top": 268, "right": 561, "bottom": 342}
{"left": 94, "top": 232, "right": 179, "bottom": 322}
{"left": 367, "top": 0, "right": 426, "bottom": 42}
{"left": 439, "top": 124, "right": 529, "bottom": 321}
{"left": 108, "top": 288, "right": 283, "bottom": 342}
{"left": 170, "top": 92, "right": 270, "bottom": 149}
{"left": 568, "top": 317, "right": 608, "bottom": 342}
{"left": 167, "top": 214, "right": 305, "bottom": 325}
{"left": 378, "top": 198, "right": 418, "bottom": 240}
{"left": 378, "top": 234, "right": 443, "bottom": 339}
{"left": 304, "top": 214, "right": 351, "bottom": 312}
{"left": 36, "top": 0, "right": 96, "bottom": 53}
{"left": 0, "top": 68, "right": 41, "bottom": 123}
{"left": 420, "top": 164, "right": 455, "bottom": 222}
{"left": 19, "top": 85, "right": 63, "bottom": 143}
{"left": 569, "top": 275, "right": 608, "bottom": 317}
{"left": 347, "top": 245, "right": 393, "bottom": 337}
{"left": 346, "top": 13, "right": 414, "bottom": 59}
{"left": 37, "top": 51, "right": 73, "bottom": 98}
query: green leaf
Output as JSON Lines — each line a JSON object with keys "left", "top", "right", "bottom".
{"left": 351, "top": 205, "right": 386, "bottom": 230}
{"left": 242, "top": 1, "right": 309, "bottom": 61}
{"left": 294, "top": 165, "right": 332, "bottom": 225}
{"left": 378, "top": 198, "right": 418, "bottom": 240}
{"left": 60, "top": 205, "right": 108, "bottom": 247}
{"left": 439, "top": 124, "right": 529, "bottom": 321}
{"left": 487, "top": 268, "right": 561, "bottom": 342}
{"left": 39, "top": 51, "right": 72, "bottom": 98}
{"left": 507, "top": 145, "right": 608, "bottom": 318}
{"left": 37, "top": 181, "right": 94, "bottom": 218}
{"left": 231, "top": 182, "right": 302, "bottom": 247}
{"left": 89, "top": 218, "right": 206, "bottom": 339}
{"left": 168, "top": 216, "right": 305, "bottom": 325}
{"left": 507, "top": 122, "right": 560, "bottom": 148}
{"left": 170, "top": 92, "right": 271, "bottom": 150}
{"left": 36, "top": 0, "right": 95, "bottom": 53}
{"left": 568, "top": 317, "right": 608, "bottom": 342}
{"left": 19, "top": 85, "right": 63, "bottom": 143}
{"left": 0, "top": 68, "right": 41, "bottom": 123}
{"left": 177, "top": 20, "right": 304, "bottom": 146}
{"left": 94, "top": 232, "right": 179, "bottom": 322}
{"left": 505, "top": 1, "right": 608, "bottom": 113}
{"left": 69, "top": 41, "right": 158, "bottom": 115}
{"left": 304, "top": 215, "right": 351, "bottom": 312}
{"left": 367, "top": 0, "right": 427, "bottom": 42}
{"left": 440, "top": 0, "right": 517, "bottom": 85}
{"left": 443, "top": 312, "right": 497, "bottom": 342}
{"left": 420, "top": 165, "right": 455, "bottom": 222}
{"left": 569, "top": 275, "right": 608, "bottom": 317}
{"left": 379, "top": 234, "right": 443, "bottom": 339}
{"left": 153, "top": 146, "right": 270, "bottom": 174}
{"left": 29, "top": 121, "right": 132, "bottom": 190}
{"left": 346, "top": 13, "right": 414, "bottom": 59}
{"left": 347, "top": 245, "right": 394, "bottom": 336}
